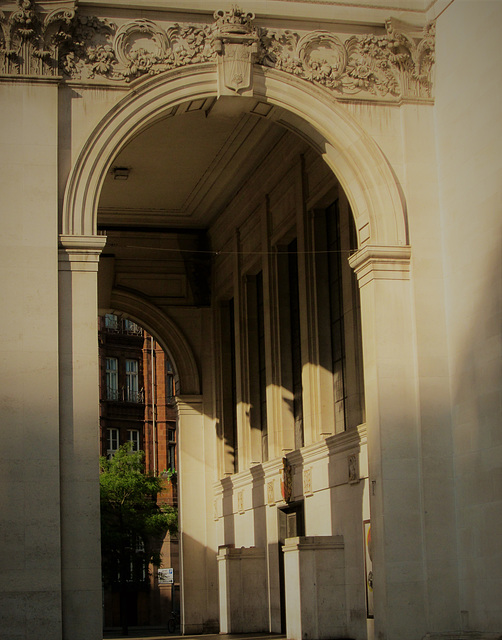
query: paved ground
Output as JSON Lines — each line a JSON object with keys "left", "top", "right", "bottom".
{"left": 103, "top": 632, "right": 285, "bottom": 640}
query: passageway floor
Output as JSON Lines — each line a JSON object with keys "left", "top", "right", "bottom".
{"left": 103, "top": 632, "right": 286, "bottom": 640}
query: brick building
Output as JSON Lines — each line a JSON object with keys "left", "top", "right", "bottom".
{"left": 99, "top": 313, "right": 179, "bottom": 628}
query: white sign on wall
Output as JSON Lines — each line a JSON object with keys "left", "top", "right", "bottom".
{"left": 158, "top": 568, "right": 174, "bottom": 584}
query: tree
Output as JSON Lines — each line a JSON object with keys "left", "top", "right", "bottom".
{"left": 100, "top": 443, "right": 178, "bottom": 635}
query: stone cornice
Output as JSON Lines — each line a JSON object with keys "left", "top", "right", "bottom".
{"left": 58, "top": 233, "right": 107, "bottom": 271}
{"left": 78, "top": 0, "right": 430, "bottom": 27}
{"left": 282, "top": 535, "right": 344, "bottom": 552}
{"left": 348, "top": 244, "right": 412, "bottom": 286}
{"left": 59, "top": 233, "right": 107, "bottom": 250}
{"left": 0, "top": 1, "right": 435, "bottom": 103}
{"left": 175, "top": 395, "right": 203, "bottom": 414}
{"left": 214, "top": 423, "right": 367, "bottom": 497}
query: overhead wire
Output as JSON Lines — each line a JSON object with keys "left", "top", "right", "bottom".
{"left": 107, "top": 243, "right": 357, "bottom": 256}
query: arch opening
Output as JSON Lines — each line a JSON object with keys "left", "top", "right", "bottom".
{"left": 90, "top": 74, "right": 373, "bottom": 635}
{"left": 62, "top": 63, "right": 410, "bottom": 638}
{"left": 98, "top": 310, "right": 181, "bottom": 632}
{"left": 62, "top": 65, "right": 407, "bottom": 249}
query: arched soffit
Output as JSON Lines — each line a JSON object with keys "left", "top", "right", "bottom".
{"left": 62, "top": 63, "right": 407, "bottom": 247}
{"left": 109, "top": 289, "right": 201, "bottom": 396}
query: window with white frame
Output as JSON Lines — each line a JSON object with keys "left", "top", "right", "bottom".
{"left": 106, "top": 357, "right": 118, "bottom": 400}
{"left": 125, "top": 359, "right": 140, "bottom": 402}
{"left": 127, "top": 429, "right": 140, "bottom": 452}
{"left": 107, "top": 427, "right": 119, "bottom": 459}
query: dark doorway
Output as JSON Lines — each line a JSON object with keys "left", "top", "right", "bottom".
{"left": 277, "top": 501, "right": 305, "bottom": 633}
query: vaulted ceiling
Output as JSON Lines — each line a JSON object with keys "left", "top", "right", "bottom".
{"left": 98, "top": 97, "right": 288, "bottom": 231}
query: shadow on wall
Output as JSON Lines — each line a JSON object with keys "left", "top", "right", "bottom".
{"left": 0, "top": 424, "right": 64, "bottom": 639}
{"left": 327, "top": 435, "right": 368, "bottom": 637}
{"left": 450, "top": 244, "right": 502, "bottom": 630}
{"left": 177, "top": 531, "right": 220, "bottom": 634}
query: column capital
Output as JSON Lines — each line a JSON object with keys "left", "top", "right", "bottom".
{"left": 348, "top": 244, "right": 411, "bottom": 287}
{"left": 58, "top": 234, "right": 107, "bottom": 272}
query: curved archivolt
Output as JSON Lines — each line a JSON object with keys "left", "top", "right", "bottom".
{"left": 62, "top": 63, "right": 407, "bottom": 248}
{"left": 108, "top": 289, "right": 201, "bottom": 396}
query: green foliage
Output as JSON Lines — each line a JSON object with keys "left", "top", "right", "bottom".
{"left": 100, "top": 443, "right": 178, "bottom": 589}
{"left": 161, "top": 467, "right": 177, "bottom": 483}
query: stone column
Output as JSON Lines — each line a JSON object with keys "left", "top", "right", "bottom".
{"left": 349, "top": 245, "right": 427, "bottom": 640}
{"left": 58, "top": 234, "right": 107, "bottom": 640}
{"left": 283, "top": 536, "right": 346, "bottom": 640}
{"left": 218, "top": 546, "right": 268, "bottom": 633}
{"left": 176, "top": 395, "right": 216, "bottom": 634}
{"left": 0, "top": 80, "right": 62, "bottom": 640}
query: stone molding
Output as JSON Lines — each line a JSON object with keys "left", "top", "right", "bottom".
{"left": 348, "top": 244, "right": 412, "bottom": 287}
{"left": 58, "top": 233, "right": 107, "bottom": 271}
{"left": 282, "top": 535, "right": 344, "bottom": 552}
{"left": 0, "top": 1, "right": 434, "bottom": 102}
{"left": 175, "top": 395, "right": 204, "bottom": 415}
{"left": 215, "top": 422, "right": 367, "bottom": 504}
{"left": 288, "top": 422, "right": 367, "bottom": 466}
{"left": 217, "top": 546, "right": 266, "bottom": 560}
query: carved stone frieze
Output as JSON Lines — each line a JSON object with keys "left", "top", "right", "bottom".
{"left": 112, "top": 19, "right": 215, "bottom": 81}
{"left": 0, "top": 1, "right": 435, "bottom": 102}
{"left": 259, "top": 18, "right": 435, "bottom": 99}
{"left": 0, "top": 0, "right": 76, "bottom": 76}
{"left": 58, "top": 14, "right": 116, "bottom": 79}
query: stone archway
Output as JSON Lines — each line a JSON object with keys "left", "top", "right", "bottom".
{"left": 101, "top": 289, "right": 204, "bottom": 631}
{"left": 107, "top": 289, "right": 201, "bottom": 396}
{"left": 62, "top": 65, "right": 407, "bottom": 249}
{"left": 59, "top": 60, "right": 419, "bottom": 639}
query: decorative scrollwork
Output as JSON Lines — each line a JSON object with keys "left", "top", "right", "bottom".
{"left": 114, "top": 20, "right": 170, "bottom": 79}
{"left": 260, "top": 18, "right": 434, "bottom": 99}
{"left": 0, "top": 0, "right": 76, "bottom": 76}
{"left": 297, "top": 31, "right": 347, "bottom": 90}
{"left": 111, "top": 20, "right": 214, "bottom": 82}
{"left": 57, "top": 14, "right": 116, "bottom": 80}
{"left": 0, "top": 2, "right": 435, "bottom": 101}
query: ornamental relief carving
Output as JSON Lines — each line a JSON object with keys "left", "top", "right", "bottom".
{"left": 112, "top": 19, "right": 214, "bottom": 81}
{"left": 258, "top": 18, "right": 434, "bottom": 99}
{"left": 0, "top": 0, "right": 76, "bottom": 76}
{"left": 0, "top": 1, "right": 435, "bottom": 101}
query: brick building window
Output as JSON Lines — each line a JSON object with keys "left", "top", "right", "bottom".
{"left": 123, "top": 318, "right": 142, "bottom": 335}
{"left": 167, "top": 429, "right": 176, "bottom": 471}
{"left": 125, "top": 359, "right": 140, "bottom": 402}
{"left": 128, "top": 429, "right": 140, "bottom": 451}
{"left": 106, "top": 357, "right": 118, "bottom": 400}
{"left": 166, "top": 361, "right": 175, "bottom": 403}
{"left": 107, "top": 428, "right": 119, "bottom": 459}
{"left": 104, "top": 313, "right": 118, "bottom": 330}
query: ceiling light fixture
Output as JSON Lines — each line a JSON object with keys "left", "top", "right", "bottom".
{"left": 113, "top": 166, "right": 130, "bottom": 180}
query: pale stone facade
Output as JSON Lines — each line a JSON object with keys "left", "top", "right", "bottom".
{"left": 0, "top": 1, "right": 500, "bottom": 640}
